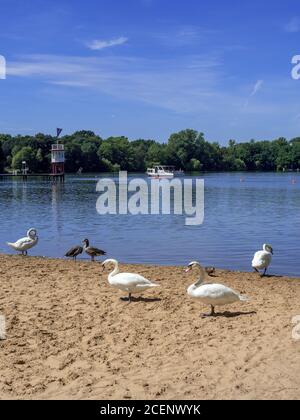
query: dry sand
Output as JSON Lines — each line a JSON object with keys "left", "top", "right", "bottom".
{"left": 0, "top": 254, "right": 300, "bottom": 400}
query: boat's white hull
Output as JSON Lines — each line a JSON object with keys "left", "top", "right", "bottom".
{"left": 146, "top": 166, "right": 184, "bottom": 178}
{"left": 147, "top": 172, "right": 174, "bottom": 178}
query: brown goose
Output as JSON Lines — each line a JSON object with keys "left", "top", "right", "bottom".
{"left": 205, "top": 266, "right": 216, "bottom": 276}
{"left": 65, "top": 245, "right": 83, "bottom": 261}
{"left": 83, "top": 239, "right": 106, "bottom": 262}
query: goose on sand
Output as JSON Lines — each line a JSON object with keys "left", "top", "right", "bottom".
{"left": 83, "top": 239, "right": 106, "bottom": 262}
{"left": 252, "top": 244, "right": 273, "bottom": 277}
{"left": 102, "top": 259, "right": 159, "bottom": 302}
{"left": 186, "top": 261, "right": 249, "bottom": 317}
{"left": 7, "top": 228, "right": 38, "bottom": 256}
{"left": 205, "top": 266, "right": 216, "bottom": 276}
{"left": 65, "top": 245, "right": 83, "bottom": 261}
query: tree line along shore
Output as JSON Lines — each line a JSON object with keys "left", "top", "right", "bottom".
{"left": 0, "top": 129, "right": 299, "bottom": 174}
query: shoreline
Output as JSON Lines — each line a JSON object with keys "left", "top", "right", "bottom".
{"left": 1, "top": 254, "right": 300, "bottom": 400}
{"left": 1, "top": 253, "right": 300, "bottom": 279}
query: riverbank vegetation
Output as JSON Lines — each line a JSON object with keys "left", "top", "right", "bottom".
{"left": 0, "top": 129, "right": 300, "bottom": 173}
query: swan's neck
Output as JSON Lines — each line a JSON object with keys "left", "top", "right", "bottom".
{"left": 194, "top": 277, "right": 205, "bottom": 287}
{"left": 193, "top": 264, "right": 206, "bottom": 287}
{"left": 108, "top": 261, "right": 119, "bottom": 282}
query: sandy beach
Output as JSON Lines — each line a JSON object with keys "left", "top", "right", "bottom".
{"left": 0, "top": 254, "right": 300, "bottom": 400}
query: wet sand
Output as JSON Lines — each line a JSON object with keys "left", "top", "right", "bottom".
{"left": 0, "top": 254, "right": 300, "bottom": 400}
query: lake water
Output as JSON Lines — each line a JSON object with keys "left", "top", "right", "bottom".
{"left": 0, "top": 172, "right": 299, "bottom": 276}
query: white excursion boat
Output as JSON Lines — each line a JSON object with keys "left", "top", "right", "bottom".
{"left": 146, "top": 165, "right": 184, "bottom": 178}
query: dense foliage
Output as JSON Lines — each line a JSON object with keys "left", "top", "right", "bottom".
{"left": 0, "top": 129, "right": 300, "bottom": 173}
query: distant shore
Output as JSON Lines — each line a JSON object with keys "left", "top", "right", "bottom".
{"left": 1, "top": 254, "right": 300, "bottom": 400}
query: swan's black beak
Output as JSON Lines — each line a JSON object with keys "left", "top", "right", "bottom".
{"left": 101, "top": 263, "right": 105, "bottom": 272}
{"left": 271, "top": 249, "right": 274, "bottom": 255}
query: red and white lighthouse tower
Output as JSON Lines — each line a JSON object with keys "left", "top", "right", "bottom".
{"left": 51, "top": 128, "right": 65, "bottom": 179}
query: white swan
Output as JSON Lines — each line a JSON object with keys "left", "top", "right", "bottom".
{"left": 186, "top": 261, "right": 249, "bottom": 317}
{"left": 7, "top": 228, "right": 38, "bottom": 256}
{"left": 252, "top": 244, "right": 273, "bottom": 276}
{"left": 102, "top": 259, "right": 159, "bottom": 302}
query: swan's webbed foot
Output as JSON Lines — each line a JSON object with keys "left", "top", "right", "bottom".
{"left": 261, "top": 268, "right": 267, "bottom": 277}
{"left": 120, "top": 293, "right": 132, "bottom": 303}
{"left": 201, "top": 305, "right": 215, "bottom": 318}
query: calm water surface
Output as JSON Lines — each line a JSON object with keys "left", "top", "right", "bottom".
{"left": 0, "top": 172, "right": 299, "bottom": 276}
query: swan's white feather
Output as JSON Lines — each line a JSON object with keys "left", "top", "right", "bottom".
{"left": 252, "top": 250, "right": 272, "bottom": 270}
{"left": 188, "top": 283, "right": 247, "bottom": 306}
{"left": 103, "top": 259, "right": 159, "bottom": 295}
{"left": 110, "top": 272, "right": 158, "bottom": 288}
{"left": 7, "top": 228, "right": 38, "bottom": 253}
{"left": 7, "top": 236, "right": 38, "bottom": 251}
{"left": 186, "top": 261, "right": 249, "bottom": 311}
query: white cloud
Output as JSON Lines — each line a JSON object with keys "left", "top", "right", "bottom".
{"left": 6, "top": 53, "right": 224, "bottom": 113}
{"left": 284, "top": 17, "right": 300, "bottom": 33}
{"left": 155, "top": 25, "right": 217, "bottom": 48}
{"left": 243, "top": 79, "right": 264, "bottom": 109}
{"left": 7, "top": 53, "right": 300, "bottom": 141}
{"left": 86, "top": 37, "right": 128, "bottom": 50}
{"left": 6, "top": 54, "right": 291, "bottom": 122}
{"left": 250, "top": 79, "right": 264, "bottom": 97}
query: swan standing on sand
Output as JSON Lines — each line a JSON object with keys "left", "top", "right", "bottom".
{"left": 185, "top": 261, "right": 249, "bottom": 317}
{"left": 252, "top": 244, "right": 273, "bottom": 277}
{"left": 6, "top": 228, "right": 38, "bottom": 256}
{"left": 102, "top": 259, "right": 159, "bottom": 302}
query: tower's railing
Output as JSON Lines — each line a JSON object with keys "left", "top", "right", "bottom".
{"left": 52, "top": 144, "right": 64, "bottom": 151}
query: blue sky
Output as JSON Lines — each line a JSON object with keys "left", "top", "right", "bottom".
{"left": 0, "top": 0, "right": 300, "bottom": 143}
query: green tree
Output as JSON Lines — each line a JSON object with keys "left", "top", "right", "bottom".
{"left": 12, "top": 147, "right": 37, "bottom": 172}
{"left": 98, "top": 137, "right": 135, "bottom": 171}
{"left": 0, "top": 143, "right": 4, "bottom": 172}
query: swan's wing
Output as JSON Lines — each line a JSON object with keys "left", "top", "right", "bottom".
{"left": 7, "top": 236, "right": 37, "bottom": 251}
{"left": 196, "top": 283, "right": 239, "bottom": 299}
{"left": 13, "top": 237, "right": 33, "bottom": 247}
{"left": 252, "top": 251, "right": 271, "bottom": 268}
{"left": 111, "top": 273, "right": 155, "bottom": 287}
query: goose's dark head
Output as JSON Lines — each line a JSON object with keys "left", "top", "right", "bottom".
{"left": 82, "top": 239, "right": 89, "bottom": 247}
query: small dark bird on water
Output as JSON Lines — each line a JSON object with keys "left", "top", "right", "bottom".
{"left": 82, "top": 239, "right": 106, "bottom": 262}
{"left": 65, "top": 245, "right": 83, "bottom": 261}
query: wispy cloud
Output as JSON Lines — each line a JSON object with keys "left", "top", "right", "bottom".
{"left": 284, "top": 17, "right": 300, "bottom": 33}
{"left": 154, "top": 25, "right": 217, "bottom": 47}
{"left": 86, "top": 37, "right": 128, "bottom": 50}
{"left": 6, "top": 53, "right": 224, "bottom": 113}
{"left": 244, "top": 79, "right": 264, "bottom": 108}
{"left": 7, "top": 54, "right": 289, "bottom": 124}
{"left": 250, "top": 79, "right": 264, "bottom": 96}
